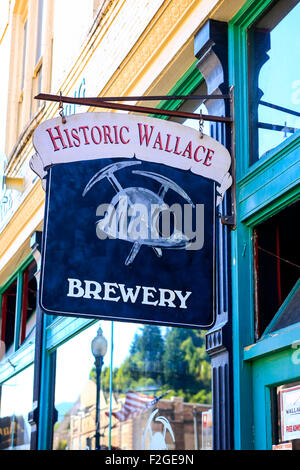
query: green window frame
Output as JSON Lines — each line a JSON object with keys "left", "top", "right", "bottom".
{"left": 229, "top": 0, "right": 300, "bottom": 450}
{"left": 0, "top": 255, "right": 36, "bottom": 384}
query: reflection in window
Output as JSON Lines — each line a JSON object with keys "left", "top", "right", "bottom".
{"left": 53, "top": 321, "right": 111, "bottom": 450}
{"left": 248, "top": 0, "right": 300, "bottom": 163}
{"left": 0, "top": 366, "right": 33, "bottom": 450}
{"left": 53, "top": 322, "right": 212, "bottom": 450}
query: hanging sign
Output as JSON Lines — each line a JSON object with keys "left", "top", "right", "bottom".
{"left": 280, "top": 385, "right": 300, "bottom": 442}
{"left": 31, "top": 112, "right": 232, "bottom": 328}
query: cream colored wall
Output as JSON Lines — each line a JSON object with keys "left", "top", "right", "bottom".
{"left": 0, "top": 1, "right": 11, "bottom": 156}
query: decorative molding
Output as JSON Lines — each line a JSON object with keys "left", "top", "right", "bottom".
{"left": 0, "top": 181, "right": 44, "bottom": 260}
{"left": 102, "top": 0, "right": 200, "bottom": 97}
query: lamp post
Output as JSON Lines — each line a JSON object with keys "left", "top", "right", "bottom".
{"left": 91, "top": 327, "right": 107, "bottom": 450}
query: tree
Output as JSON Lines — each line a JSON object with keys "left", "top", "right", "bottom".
{"left": 90, "top": 325, "right": 211, "bottom": 404}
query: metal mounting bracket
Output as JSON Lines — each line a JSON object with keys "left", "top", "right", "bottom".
{"left": 220, "top": 85, "right": 236, "bottom": 230}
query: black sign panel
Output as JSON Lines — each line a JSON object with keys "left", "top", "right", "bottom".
{"left": 40, "top": 157, "right": 216, "bottom": 328}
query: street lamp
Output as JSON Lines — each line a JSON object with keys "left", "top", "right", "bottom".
{"left": 91, "top": 327, "right": 107, "bottom": 450}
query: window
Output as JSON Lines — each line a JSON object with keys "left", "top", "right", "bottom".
{"left": 248, "top": 0, "right": 300, "bottom": 163}
{"left": 0, "top": 365, "right": 34, "bottom": 450}
{"left": 0, "top": 260, "right": 37, "bottom": 363}
{"left": 19, "top": 261, "right": 37, "bottom": 345}
{"left": 52, "top": 322, "right": 212, "bottom": 450}
{"left": 17, "top": 14, "right": 28, "bottom": 136}
{"left": 253, "top": 200, "right": 300, "bottom": 339}
{"left": 31, "top": 0, "right": 45, "bottom": 116}
{"left": 0, "top": 281, "right": 17, "bottom": 359}
{"left": 6, "top": 0, "right": 53, "bottom": 153}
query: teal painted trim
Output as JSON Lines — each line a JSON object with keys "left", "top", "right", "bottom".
{"left": 45, "top": 316, "right": 97, "bottom": 351}
{"left": 244, "top": 323, "right": 300, "bottom": 362}
{"left": 238, "top": 133, "right": 300, "bottom": 225}
{"left": 231, "top": 222, "right": 255, "bottom": 450}
{"left": 238, "top": 131, "right": 300, "bottom": 187}
{"left": 13, "top": 272, "right": 23, "bottom": 352}
{"left": 252, "top": 348, "right": 300, "bottom": 449}
{"left": 150, "top": 61, "right": 203, "bottom": 120}
{"left": 0, "top": 339, "right": 35, "bottom": 384}
{"left": 262, "top": 279, "right": 300, "bottom": 339}
{"left": 229, "top": 0, "right": 300, "bottom": 450}
{"left": 38, "top": 315, "right": 55, "bottom": 449}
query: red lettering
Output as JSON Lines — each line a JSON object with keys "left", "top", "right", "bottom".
{"left": 164, "top": 134, "right": 173, "bottom": 153}
{"left": 203, "top": 148, "right": 214, "bottom": 166}
{"left": 79, "top": 126, "right": 90, "bottom": 145}
{"left": 194, "top": 145, "right": 205, "bottom": 162}
{"left": 46, "top": 126, "right": 68, "bottom": 152}
{"left": 173, "top": 136, "right": 182, "bottom": 155}
{"left": 182, "top": 141, "right": 193, "bottom": 159}
{"left": 153, "top": 132, "right": 163, "bottom": 150}
{"left": 137, "top": 123, "right": 154, "bottom": 146}
{"left": 71, "top": 128, "right": 80, "bottom": 147}
{"left": 64, "top": 129, "right": 73, "bottom": 148}
{"left": 286, "top": 426, "right": 293, "bottom": 432}
{"left": 91, "top": 126, "right": 102, "bottom": 144}
{"left": 102, "top": 125, "right": 113, "bottom": 144}
{"left": 120, "top": 126, "right": 130, "bottom": 144}
{"left": 113, "top": 125, "right": 119, "bottom": 144}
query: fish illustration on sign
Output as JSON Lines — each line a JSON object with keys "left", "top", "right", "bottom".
{"left": 82, "top": 160, "right": 196, "bottom": 266}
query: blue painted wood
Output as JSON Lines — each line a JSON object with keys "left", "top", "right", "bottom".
{"left": 195, "top": 19, "right": 234, "bottom": 450}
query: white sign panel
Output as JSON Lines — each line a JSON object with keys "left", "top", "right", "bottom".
{"left": 280, "top": 385, "right": 300, "bottom": 442}
{"left": 30, "top": 112, "right": 232, "bottom": 206}
{"left": 31, "top": 112, "right": 232, "bottom": 327}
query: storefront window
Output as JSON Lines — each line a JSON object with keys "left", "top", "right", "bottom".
{"left": 53, "top": 322, "right": 212, "bottom": 450}
{"left": 0, "top": 365, "right": 34, "bottom": 450}
{"left": 248, "top": 0, "right": 300, "bottom": 163}
{"left": 271, "top": 381, "right": 300, "bottom": 450}
{"left": 0, "top": 260, "right": 37, "bottom": 363}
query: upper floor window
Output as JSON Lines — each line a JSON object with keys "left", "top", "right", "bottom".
{"left": 248, "top": 0, "right": 300, "bottom": 163}
{"left": 6, "top": 0, "right": 53, "bottom": 154}
{"left": 31, "top": 0, "right": 45, "bottom": 116}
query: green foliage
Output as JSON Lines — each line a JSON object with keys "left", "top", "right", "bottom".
{"left": 56, "top": 440, "right": 68, "bottom": 450}
{"left": 90, "top": 325, "right": 211, "bottom": 404}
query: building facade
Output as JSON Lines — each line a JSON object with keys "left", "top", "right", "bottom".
{"left": 0, "top": 0, "right": 299, "bottom": 451}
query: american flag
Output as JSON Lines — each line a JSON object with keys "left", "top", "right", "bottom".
{"left": 107, "top": 390, "right": 168, "bottom": 422}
